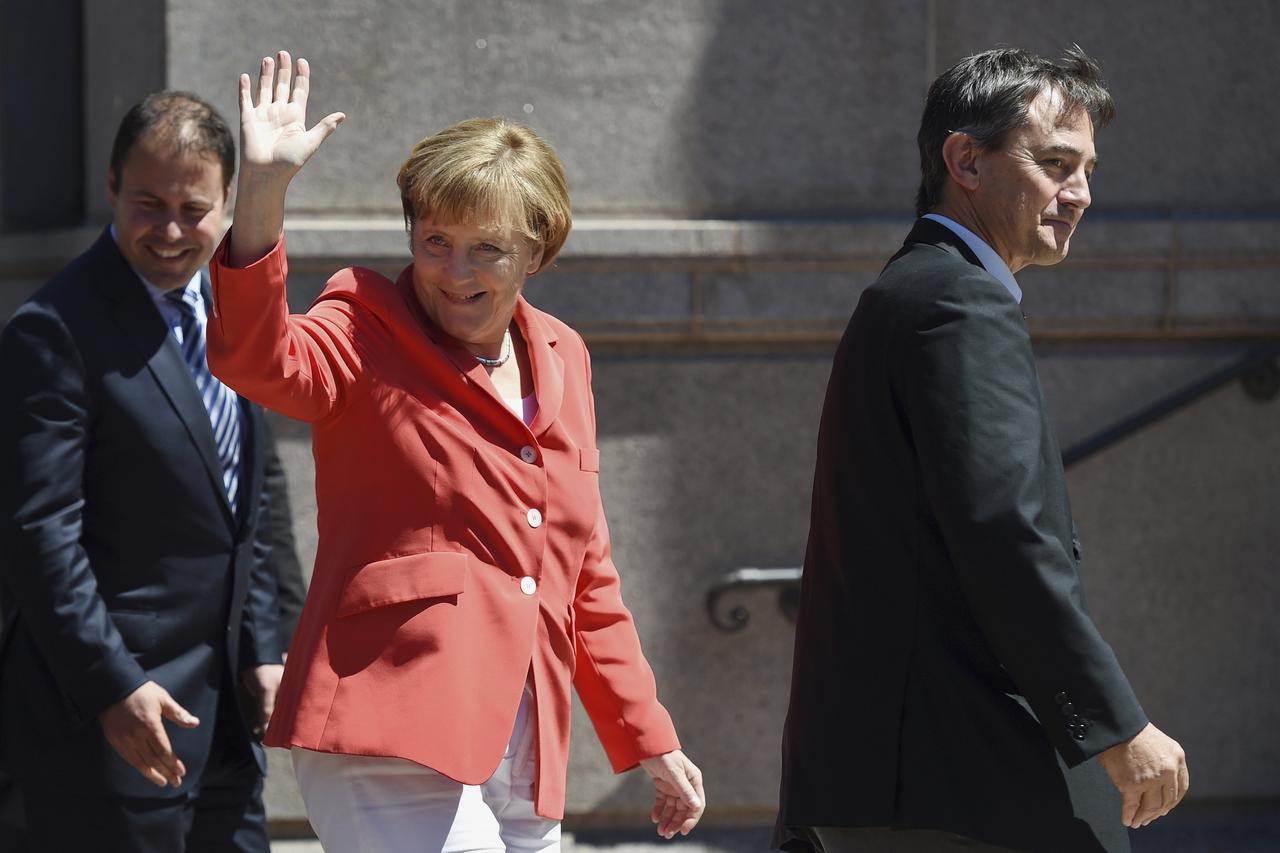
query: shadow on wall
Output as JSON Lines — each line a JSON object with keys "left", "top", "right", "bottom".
{"left": 669, "top": 1, "right": 925, "bottom": 219}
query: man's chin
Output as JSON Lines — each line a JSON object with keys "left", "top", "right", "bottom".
{"left": 1032, "top": 238, "right": 1071, "bottom": 267}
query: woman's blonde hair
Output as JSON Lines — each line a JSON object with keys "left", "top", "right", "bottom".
{"left": 396, "top": 118, "right": 572, "bottom": 274}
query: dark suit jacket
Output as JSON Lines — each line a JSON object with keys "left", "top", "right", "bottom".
{"left": 261, "top": 417, "right": 306, "bottom": 649}
{"left": 776, "top": 219, "right": 1148, "bottom": 853}
{"left": 0, "top": 229, "right": 281, "bottom": 800}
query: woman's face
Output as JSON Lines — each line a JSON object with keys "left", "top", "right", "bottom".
{"left": 409, "top": 216, "right": 544, "bottom": 354}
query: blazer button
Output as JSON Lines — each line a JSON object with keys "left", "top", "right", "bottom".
{"left": 1054, "top": 692, "right": 1070, "bottom": 705}
{"left": 1061, "top": 703, "right": 1075, "bottom": 716}
{"left": 520, "top": 445, "right": 538, "bottom": 464}
{"left": 527, "top": 508, "right": 543, "bottom": 528}
{"left": 520, "top": 576, "right": 537, "bottom": 595}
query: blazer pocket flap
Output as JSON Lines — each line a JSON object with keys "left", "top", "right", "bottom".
{"left": 337, "top": 552, "right": 469, "bottom": 617}
{"left": 580, "top": 447, "right": 600, "bottom": 472}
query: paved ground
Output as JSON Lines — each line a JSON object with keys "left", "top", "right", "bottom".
{"left": 270, "top": 801, "right": 1280, "bottom": 851}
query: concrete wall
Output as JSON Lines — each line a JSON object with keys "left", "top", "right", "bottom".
{"left": 1, "top": 0, "right": 1277, "bottom": 830}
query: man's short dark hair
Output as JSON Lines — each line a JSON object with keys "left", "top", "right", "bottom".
{"left": 108, "top": 91, "right": 235, "bottom": 190}
{"left": 915, "top": 46, "right": 1114, "bottom": 217}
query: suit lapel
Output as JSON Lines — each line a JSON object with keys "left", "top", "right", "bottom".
{"left": 95, "top": 232, "right": 236, "bottom": 527}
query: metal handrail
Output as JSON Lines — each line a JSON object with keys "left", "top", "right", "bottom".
{"left": 1062, "top": 344, "right": 1280, "bottom": 466}
{"left": 706, "top": 345, "right": 1280, "bottom": 631}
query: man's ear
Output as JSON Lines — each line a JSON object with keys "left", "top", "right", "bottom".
{"left": 941, "top": 132, "right": 981, "bottom": 191}
{"left": 107, "top": 169, "right": 120, "bottom": 207}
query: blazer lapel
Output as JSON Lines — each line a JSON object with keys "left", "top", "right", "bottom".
{"left": 96, "top": 233, "right": 235, "bottom": 526}
{"left": 515, "top": 299, "right": 563, "bottom": 437}
{"left": 394, "top": 268, "right": 564, "bottom": 437}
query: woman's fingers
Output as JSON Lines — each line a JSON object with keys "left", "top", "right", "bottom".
{"left": 292, "top": 57, "right": 311, "bottom": 108}
{"left": 309, "top": 111, "right": 346, "bottom": 147}
{"left": 655, "top": 793, "right": 679, "bottom": 838}
{"left": 238, "top": 72, "right": 253, "bottom": 114}
{"left": 274, "top": 50, "right": 292, "bottom": 105}
{"left": 256, "top": 55, "right": 274, "bottom": 108}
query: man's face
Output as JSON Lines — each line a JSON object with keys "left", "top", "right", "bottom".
{"left": 107, "top": 138, "right": 228, "bottom": 290}
{"left": 972, "top": 88, "right": 1097, "bottom": 273}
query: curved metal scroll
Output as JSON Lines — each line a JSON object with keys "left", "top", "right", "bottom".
{"left": 705, "top": 567, "right": 802, "bottom": 632}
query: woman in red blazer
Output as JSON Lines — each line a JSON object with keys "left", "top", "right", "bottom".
{"left": 207, "top": 52, "right": 704, "bottom": 851}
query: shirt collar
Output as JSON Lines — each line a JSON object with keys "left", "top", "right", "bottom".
{"left": 922, "top": 213, "right": 1022, "bottom": 304}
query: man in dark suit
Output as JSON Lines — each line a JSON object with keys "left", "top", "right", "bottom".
{"left": 776, "top": 47, "right": 1188, "bottom": 853}
{"left": 0, "top": 91, "right": 283, "bottom": 852}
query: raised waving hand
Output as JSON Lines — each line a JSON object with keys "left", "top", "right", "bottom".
{"left": 230, "top": 50, "right": 345, "bottom": 267}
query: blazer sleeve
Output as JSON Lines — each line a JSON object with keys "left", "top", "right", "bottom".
{"left": 207, "top": 233, "right": 363, "bottom": 423}
{"left": 898, "top": 277, "right": 1148, "bottom": 765}
{"left": 0, "top": 306, "right": 149, "bottom": 720}
{"left": 569, "top": 344, "right": 681, "bottom": 772}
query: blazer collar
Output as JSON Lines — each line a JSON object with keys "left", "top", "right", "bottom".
{"left": 95, "top": 230, "right": 238, "bottom": 527}
{"left": 395, "top": 266, "right": 564, "bottom": 437}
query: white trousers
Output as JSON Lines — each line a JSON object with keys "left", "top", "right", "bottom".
{"left": 292, "top": 685, "right": 559, "bottom": 853}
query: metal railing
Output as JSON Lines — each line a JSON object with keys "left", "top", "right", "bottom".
{"left": 705, "top": 344, "right": 1280, "bottom": 631}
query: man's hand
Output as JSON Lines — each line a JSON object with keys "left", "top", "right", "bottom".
{"left": 1098, "top": 723, "right": 1189, "bottom": 828}
{"left": 241, "top": 663, "right": 284, "bottom": 736}
{"left": 638, "top": 749, "right": 705, "bottom": 839}
{"left": 99, "top": 681, "right": 199, "bottom": 788}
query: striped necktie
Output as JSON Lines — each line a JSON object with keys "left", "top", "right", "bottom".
{"left": 166, "top": 288, "right": 241, "bottom": 514}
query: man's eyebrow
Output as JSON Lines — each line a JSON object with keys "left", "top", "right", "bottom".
{"left": 1043, "top": 142, "right": 1099, "bottom": 168}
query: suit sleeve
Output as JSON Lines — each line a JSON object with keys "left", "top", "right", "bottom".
{"left": 0, "top": 306, "right": 148, "bottom": 719}
{"left": 259, "top": 417, "right": 306, "bottom": 648}
{"left": 898, "top": 278, "right": 1148, "bottom": 765}
{"left": 207, "top": 233, "right": 363, "bottom": 423}
{"left": 570, "top": 343, "right": 681, "bottom": 772}
{"left": 238, "top": 459, "right": 284, "bottom": 671}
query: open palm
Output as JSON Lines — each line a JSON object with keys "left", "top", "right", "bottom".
{"left": 239, "top": 51, "right": 344, "bottom": 178}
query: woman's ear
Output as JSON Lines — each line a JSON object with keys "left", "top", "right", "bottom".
{"left": 526, "top": 241, "right": 546, "bottom": 275}
{"left": 941, "top": 132, "right": 981, "bottom": 191}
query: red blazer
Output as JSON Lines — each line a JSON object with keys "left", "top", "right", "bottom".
{"left": 207, "top": 236, "right": 679, "bottom": 818}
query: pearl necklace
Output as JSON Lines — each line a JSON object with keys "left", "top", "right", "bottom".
{"left": 473, "top": 330, "right": 512, "bottom": 368}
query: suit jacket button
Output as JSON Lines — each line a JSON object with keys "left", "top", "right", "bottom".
{"left": 1072, "top": 728, "right": 1087, "bottom": 741}
{"left": 1060, "top": 702, "right": 1075, "bottom": 716}
{"left": 1054, "top": 692, "right": 1069, "bottom": 705}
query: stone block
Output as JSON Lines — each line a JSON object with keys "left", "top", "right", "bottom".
{"left": 525, "top": 268, "right": 691, "bottom": 328}
{"left": 1178, "top": 268, "right": 1280, "bottom": 320}
{"left": 701, "top": 269, "right": 868, "bottom": 327}
{"left": 168, "top": 0, "right": 926, "bottom": 218}
{"left": 1020, "top": 267, "right": 1167, "bottom": 328}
